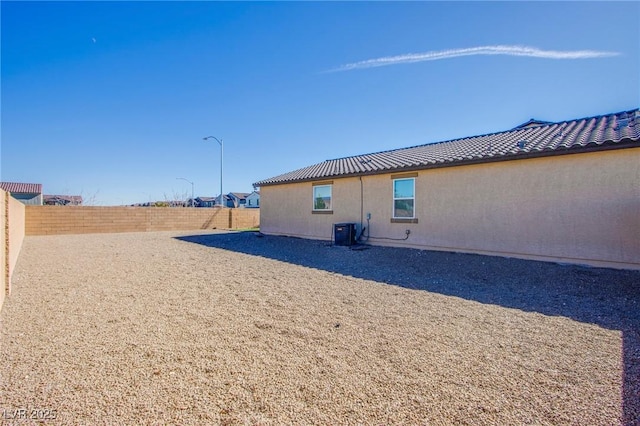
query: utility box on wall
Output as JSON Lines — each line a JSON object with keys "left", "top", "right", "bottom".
{"left": 334, "top": 223, "right": 356, "bottom": 246}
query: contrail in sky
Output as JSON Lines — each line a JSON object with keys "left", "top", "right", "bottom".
{"left": 328, "top": 45, "right": 620, "bottom": 72}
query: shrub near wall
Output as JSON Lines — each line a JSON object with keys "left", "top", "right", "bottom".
{"left": 25, "top": 206, "right": 260, "bottom": 236}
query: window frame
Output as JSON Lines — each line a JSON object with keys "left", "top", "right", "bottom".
{"left": 392, "top": 177, "right": 415, "bottom": 219}
{"left": 312, "top": 183, "right": 333, "bottom": 212}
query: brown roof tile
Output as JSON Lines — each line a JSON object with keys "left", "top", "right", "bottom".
{"left": 255, "top": 109, "right": 640, "bottom": 187}
{"left": 0, "top": 182, "right": 43, "bottom": 194}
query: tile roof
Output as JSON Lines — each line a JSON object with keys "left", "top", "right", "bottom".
{"left": 254, "top": 109, "right": 640, "bottom": 187}
{"left": 0, "top": 182, "right": 43, "bottom": 194}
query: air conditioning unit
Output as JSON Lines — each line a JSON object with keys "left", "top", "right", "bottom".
{"left": 334, "top": 223, "right": 356, "bottom": 246}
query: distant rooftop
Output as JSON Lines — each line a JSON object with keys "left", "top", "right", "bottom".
{"left": 44, "top": 195, "right": 83, "bottom": 204}
{"left": 0, "top": 182, "right": 43, "bottom": 194}
{"left": 254, "top": 109, "right": 640, "bottom": 187}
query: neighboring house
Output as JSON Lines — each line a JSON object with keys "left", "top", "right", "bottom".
{"left": 246, "top": 191, "right": 260, "bottom": 208}
{"left": 132, "top": 201, "right": 184, "bottom": 207}
{"left": 192, "top": 194, "right": 251, "bottom": 208}
{"left": 226, "top": 192, "right": 250, "bottom": 208}
{"left": 254, "top": 109, "right": 640, "bottom": 270}
{"left": 43, "top": 195, "right": 83, "bottom": 206}
{"left": 0, "top": 182, "right": 43, "bottom": 205}
{"left": 194, "top": 197, "right": 217, "bottom": 208}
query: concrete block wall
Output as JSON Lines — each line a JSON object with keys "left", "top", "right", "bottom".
{"left": 1, "top": 190, "right": 26, "bottom": 311}
{"left": 230, "top": 208, "right": 261, "bottom": 229}
{"left": 25, "top": 206, "right": 260, "bottom": 236}
{"left": 1, "top": 191, "right": 5, "bottom": 311}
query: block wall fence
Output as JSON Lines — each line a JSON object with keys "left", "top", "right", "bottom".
{"left": 1, "top": 190, "right": 26, "bottom": 311}
{"left": 0, "top": 202, "right": 258, "bottom": 312}
{"left": 25, "top": 206, "right": 260, "bottom": 236}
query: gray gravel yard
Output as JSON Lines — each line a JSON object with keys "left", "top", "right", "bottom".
{"left": 1, "top": 230, "right": 638, "bottom": 425}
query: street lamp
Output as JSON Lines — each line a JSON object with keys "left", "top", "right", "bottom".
{"left": 203, "top": 135, "right": 224, "bottom": 208}
{"left": 176, "top": 177, "right": 194, "bottom": 207}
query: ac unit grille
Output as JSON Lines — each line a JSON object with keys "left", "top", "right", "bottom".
{"left": 334, "top": 223, "right": 356, "bottom": 246}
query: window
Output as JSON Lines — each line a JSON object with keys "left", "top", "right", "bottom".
{"left": 313, "top": 184, "right": 332, "bottom": 211}
{"left": 393, "top": 178, "right": 414, "bottom": 218}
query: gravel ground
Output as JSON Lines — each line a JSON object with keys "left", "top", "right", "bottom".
{"left": 0, "top": 230, "right": 638, "bottom": 425}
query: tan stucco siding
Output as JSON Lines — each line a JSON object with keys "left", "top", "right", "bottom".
{"left": 260, "top": 148, "right": 640, "bottom": 269}
{"left": 261, "top": 179, "right": 363, "bottom": 240}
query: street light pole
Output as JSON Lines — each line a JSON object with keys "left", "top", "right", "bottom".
{"left": 203, "top": 136, "right": 223, "bottom": 208}
{"left": 176, "top": 177, "right": 194, "bottom": 207}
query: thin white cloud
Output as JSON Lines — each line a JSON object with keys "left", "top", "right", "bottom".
{"left": 328, "top": 45, "right": 620, "bottom": 72}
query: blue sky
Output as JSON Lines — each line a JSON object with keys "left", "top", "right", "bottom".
{"left": 1, "top": 1, "right": 638, "bottom": 206}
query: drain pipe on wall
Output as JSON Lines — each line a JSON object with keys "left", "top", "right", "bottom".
{"left": 358, "top": 215, "right": 371, "bottom": 244}
{"left": 357, "top": 176, "right": 371, "bottom": 243}
{"left": 363, "top": 216, "right": 411, "bottom": 242}
{"left": 356, "top": 175, "right": 410, "bottom": 243}
{"left": 358, "top": 176, "right": 364, "bottom": 240}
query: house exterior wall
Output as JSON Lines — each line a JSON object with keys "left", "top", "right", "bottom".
{"left": 195, "top": 198, "right": 216, "bottom": 208}
{"left": 226, "top": 195, "right": 240, "bottom": 208}
{"left": 260, "top": 147, "right": 640, "bottom": 270}
{"left": 246, "top": 192, "right": 260, "bottom": 208}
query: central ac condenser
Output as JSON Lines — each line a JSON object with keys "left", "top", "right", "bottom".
{"left": 334, "top": 223, "right": 356, "bottom": 246}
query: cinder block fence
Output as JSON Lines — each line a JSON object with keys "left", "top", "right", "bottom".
{"left": 25, "top": 206, "right": 259, "bottom": 235}
{"left": 1, "top": 190, "right": 26, "bottom": 311}
{"left": 0, "top": 202, "right": 259, "bottom": 312}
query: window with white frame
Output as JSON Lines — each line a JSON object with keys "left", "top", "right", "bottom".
{"left": 393, "top": 178, "right": 415, "bottom": 218}
{"left": 313, "top": 184, "right": 332, "bottom": 211}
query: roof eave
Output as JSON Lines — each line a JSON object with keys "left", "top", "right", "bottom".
{"left": 254, "top": 139, "right": 639, "bottom": 187}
